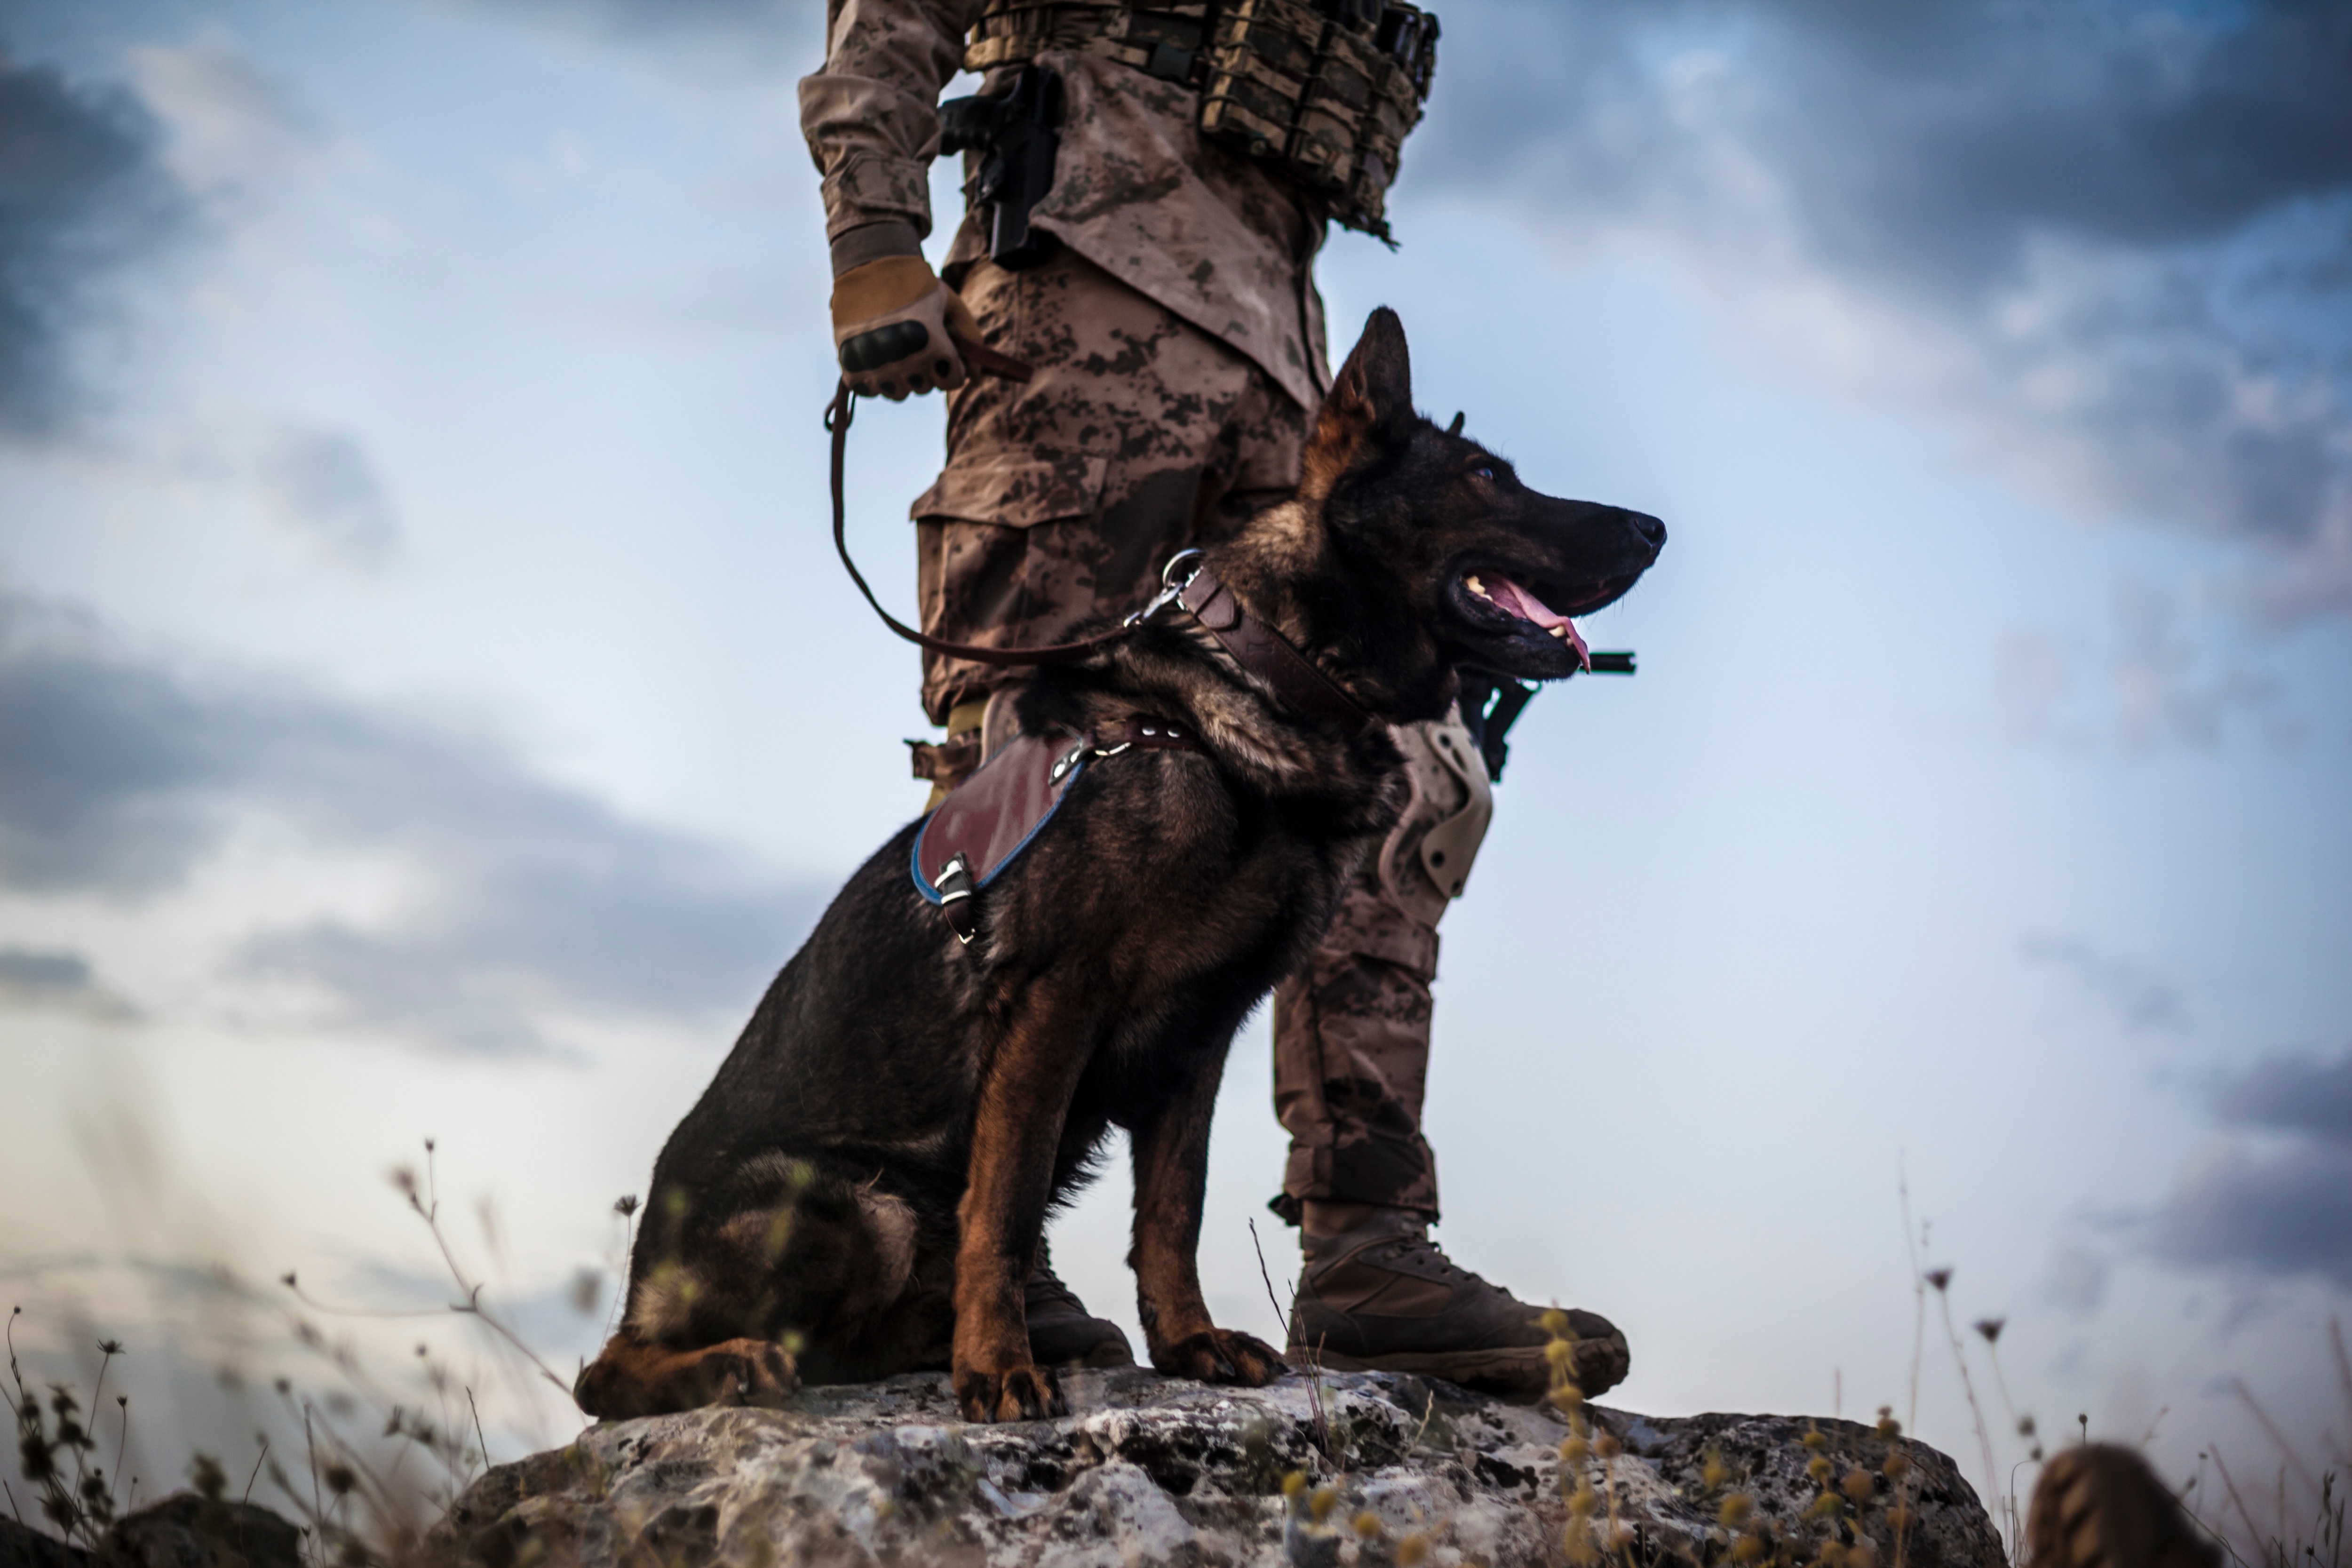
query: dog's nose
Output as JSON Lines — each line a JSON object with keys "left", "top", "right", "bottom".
{"left": 1628, "top": 511, "right": 1667, "bottom": 550}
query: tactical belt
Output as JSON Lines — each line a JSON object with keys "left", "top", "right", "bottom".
{"left": 967, "top": 0, "right": 1438, "bottom": 239}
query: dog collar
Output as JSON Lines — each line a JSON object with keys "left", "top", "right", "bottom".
{"left": 1147, "top": 553, "right": 1375, "bottom": 737}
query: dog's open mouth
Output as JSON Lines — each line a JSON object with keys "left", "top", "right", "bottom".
{"left": 1459, "top": 572, "right": 1594, "bottom": 670}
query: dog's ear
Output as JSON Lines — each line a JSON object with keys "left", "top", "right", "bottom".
{"left": 1301, "top": 308, "right": 1414, "bottom": 498}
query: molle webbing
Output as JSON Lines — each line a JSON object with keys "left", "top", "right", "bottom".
{"left": 967, "top": 0, "right": 1438, "bottom": 239}
{"left": 967, "top": 1, "right": 1214, "bottom": 80}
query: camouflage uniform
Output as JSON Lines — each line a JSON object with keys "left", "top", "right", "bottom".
{"left": 802, "top": 1, "right": 1484, "bottom": 1224}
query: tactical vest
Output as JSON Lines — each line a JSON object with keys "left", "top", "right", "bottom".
{"left": 967, "top": 0, "right": 1439, "bottom": 240}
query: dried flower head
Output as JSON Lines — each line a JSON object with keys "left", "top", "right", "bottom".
{"left": 1972, "top": 1317, "right": 2005, "bottom": 1344}
{"left": 1923, "top": 1268, "right": 1952, "bottom": 1292}
{"left": 614, "top": 1194, "right": 640, "bottom": 1217}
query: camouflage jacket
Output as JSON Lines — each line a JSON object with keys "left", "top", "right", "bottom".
{"left": 799, "top": 0, "right": 1331, "bottom": 412}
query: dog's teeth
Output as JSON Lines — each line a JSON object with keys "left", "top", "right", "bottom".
{"left": 1466, "top": 575, "right": 1489, "bottom": 598}
{"left": 1548, "top": 625, "right": 1566, "bottom": 638}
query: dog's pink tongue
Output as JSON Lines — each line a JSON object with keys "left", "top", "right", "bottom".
{"left": 1489, "top": 577, "right": 1591, "bottom": 670}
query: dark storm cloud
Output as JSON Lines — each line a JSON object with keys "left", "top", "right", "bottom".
{"left": 1419, "top": 0, "right": 2352, "bottom": 286}
{"left": 0, "top": 589, "right": 818, "bottom": 1054}
{"left": 2212, "top": 1051, "right": 2352, "bottom": 1148}
{"left": 0, "top": 596, "right": 235, "bottom": 895}
{"left": 2149, "top": 1050, "right": 2352, "bottom": 1287}
{"left": 0, "top": 47, "right": 192, "bottom": 438}
{"left": 0, "top": 945, "right": 135, "bottom": 1019}
{"left": 1411, "top": 0, "right": 2352, "bottom": 592}
{"left": 2151, "top": 1140, "right": 2352, "bottom": 1287}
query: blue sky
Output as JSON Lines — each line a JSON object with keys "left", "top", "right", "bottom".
{"left": 2, "top": 0, "right": 2347, "bottom": 1537}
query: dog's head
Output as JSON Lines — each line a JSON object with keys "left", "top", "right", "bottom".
{"left": 1255, "top": 308, "right": 1665, "bottom": 716}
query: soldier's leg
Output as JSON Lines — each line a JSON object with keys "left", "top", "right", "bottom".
{"left": 907, "top": 246, "right": 1301, "bottom": 797}
{"left": 1273, "top": 714, "right": 1630, "bottom": 1397}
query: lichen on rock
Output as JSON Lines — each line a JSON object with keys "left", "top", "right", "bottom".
{"left": 431, "top": 1369, "right": 2006, "bottom": 1568}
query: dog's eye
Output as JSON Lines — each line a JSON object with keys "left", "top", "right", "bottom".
{"left": 1472, "top": 466, "right": 1496, "bottom": 483}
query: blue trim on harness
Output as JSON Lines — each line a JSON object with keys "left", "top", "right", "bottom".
{"left": 909, "top": 756, "right": 1087, "bottom": 905}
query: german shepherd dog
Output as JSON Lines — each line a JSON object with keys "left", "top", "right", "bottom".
{"left": 576, "top": 310, "right": 1664, "bottom": 1424}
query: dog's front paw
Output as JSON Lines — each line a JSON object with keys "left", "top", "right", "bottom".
{"left": 954, "top": 1361, "right": 1065, "bottom": 1423}
{"left": 704, "top": 1337, "right": 798, "bottom": 1409}
{"left": 1152, "top": 1328, "right": 1286, "bottom": 1387}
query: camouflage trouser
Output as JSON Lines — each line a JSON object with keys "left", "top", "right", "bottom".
{"left": 912, "top": 247, "right": 1493, "bottom": 1221}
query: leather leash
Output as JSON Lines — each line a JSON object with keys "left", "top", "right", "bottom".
{"left": 825, "top": 357, "right": 1376, "bottom": 735}
{"left": 826, "top": 336, "right": 1137, "bottom": 669}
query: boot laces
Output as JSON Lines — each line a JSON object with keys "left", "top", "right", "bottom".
{"left": 1381, "top": 1232, "right": 1501, "bottom": 1295}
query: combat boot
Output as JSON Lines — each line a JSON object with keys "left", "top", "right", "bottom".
{"left": 1024, "top": 1242, "right": 1135, "bottom": 1369}
{"left": 1287, "top": 1202, "right": 1628, "bottom": 1398}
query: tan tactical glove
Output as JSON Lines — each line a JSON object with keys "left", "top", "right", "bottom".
{"left": 830, "top": 255, "right": 983, "bottom": 401}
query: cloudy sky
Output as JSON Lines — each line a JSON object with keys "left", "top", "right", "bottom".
{"left": 3, "top": 0, "right": 2347, "bottom": 1537}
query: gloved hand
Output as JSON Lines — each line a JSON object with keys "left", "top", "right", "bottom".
{"left": 830, "top": 255, "right": 983, "bottom": 401}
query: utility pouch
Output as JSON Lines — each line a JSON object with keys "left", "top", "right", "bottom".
{"left": 962, "top": 0, "right": 1436, "bottom": 241}
{"left": 940, "top": 65, "right": 1066, "bottom": 271}
{"left": 1198, "top": 0, "right": 1438, "bottom": 239}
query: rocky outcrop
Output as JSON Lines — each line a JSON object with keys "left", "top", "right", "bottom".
{"left": 0, "top": 1497, "right": 302, "bottom": 1568}
{"left": 433, "top": 1369, "right": 2006, "bottom": 1568}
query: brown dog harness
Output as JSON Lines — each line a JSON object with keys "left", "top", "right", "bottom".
{"left": 834, "top": 383, "right": 1375, "bottom": 943}
{"left": 914, "top": 718, "right": 1208, "bottom": 944}
{"left": 901, "top": 549, "right": 1376, "bottom": 945}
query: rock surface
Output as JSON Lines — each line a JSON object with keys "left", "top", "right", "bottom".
{"left": 434, "top": 1369, "right": 2006, "bottom": 1568}
{"left": 0, "top": 1496, "right": 302, "bottom": 1568}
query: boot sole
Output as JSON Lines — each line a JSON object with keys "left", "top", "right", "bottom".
{"left": 1295, "top": 1345, "right": 1550, "bottom": 1394}
{"left": 1295, "top": 1338, "right": 1629, "bottom": 1399}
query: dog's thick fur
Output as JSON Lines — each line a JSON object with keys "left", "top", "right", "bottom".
{"left": 576, "top": 311, "right": 1665, "bottom": 1423}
